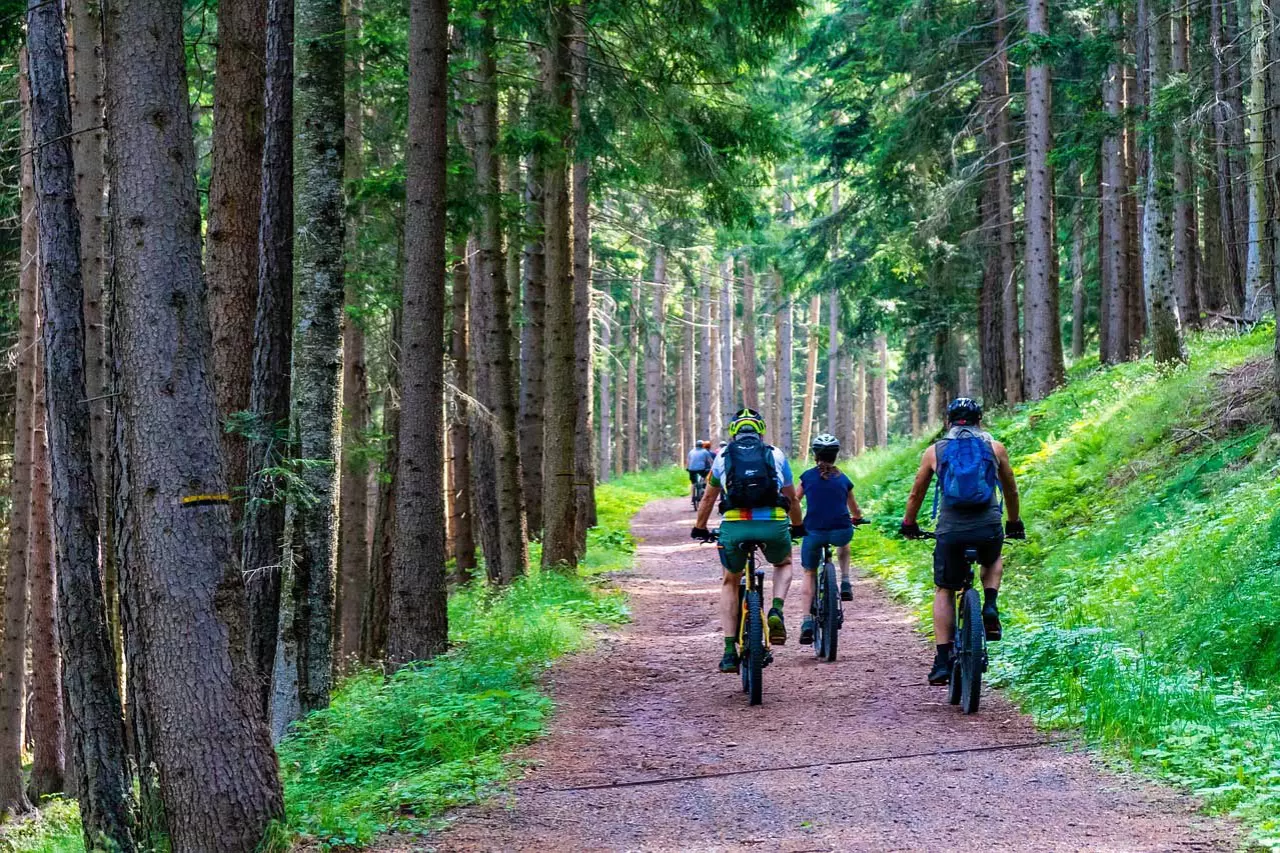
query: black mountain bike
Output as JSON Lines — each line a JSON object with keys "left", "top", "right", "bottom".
{"left": 922, "top": 532, "right": 985, "bottom": 714}
{"left": 810, "top": 520, "right": 865, "bottom": 663}
{"left": 692, "top": 472, "right": 707, "bottom": 509}
{"left": 710, "top": 529, "right": 771, "bottom": 705}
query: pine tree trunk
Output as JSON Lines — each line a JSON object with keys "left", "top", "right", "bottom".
{"left": 993, "top": 0, "right": 1022, "bottom": 402}
{"left": 1023, "top": 0, "right": 1065, "bottom": 398}
{"left": 0, "top": 65, "right": 36, "bottom": 816}
{"left": 698, "top": 266, "right": 714, "bottom": 441}
{"left": 27, "top": 16, "right": 140, "bottom": 844}
{"left": 739, "top": 257, "right": 759, "bottom": 408}
{"left": 854, "top": 359, "right": 866, "bottom": 454}
{"left": 242, "top": 0, "right": 293, "bottom": 707}
{"left": 388, "top": 0, "right": 449, "bottom": 663}
{"left": 799, "top": 295, "right": 819, "bottom": 452}
{"left": 826, "top": 292, "right": 838, "bottom": 433}
{"left": 338, "top": 0, "right": 369, "bottom": 668}
{"left": 541, "top": 0, "right": 579, "bottom": 569}
{"left": 598, "top": 299, "right": 613, "bottom": 481}
{"left": 777, "top": 272, "right": 794, "bottom": 456}
{"left": 65, "top": 0, "right": 117, "bottom": 678}
{"left": 518, "top": 135, "right": 546, "bottom": 534}
{"left": 1244, "top": 0, "right": 1273, "bottom": 319}
{"left": 872, "top": 334, "right": 889, "bottom": 446}
{"left": 1211, "top": 0, "right": 1247, "bottom": 313}
{"left": 28, "top": 341, "right": 65, "bottom": 801}
{"left": 571, "top": 2, "right": 595, "bottom": 548}
{"left": 682, "top": 292, "right": 696, "bottom": 449}
{"left": 469, "top": 24, "right": 527, "bottom": 583}
{"left": 1201, "top": 161, "right": 1229, "bottom": 314}
{"left": 1072, "top": 185, "right": 1087, "bottom": 360}
{"left": 976, "top": 100, "right": 1005, "bottom": 401}
{"left": 1124, "top": 48, "right": 1147, "bottom": 352}
{"left": 1101, "top": 4, "right": 1131, "bottom": 363}
{"left": 1170, "top": 5, "right": 1200, "bottom": 328}
{"left": 101, "top": 0, "right": 285, "bottom": 838}
{"left": 645, "top": 249, "right": 667, "bottom": 467}
{"left": 365, "top": 307, "right": 400, "bottom": 656}
{"left": 719, "top": 259, "right": 734, "bottom": 417}
{"left": 1143, "top": 0, "right": 1185, "bottom": 363}
{"left": 449, "top": 244, "right": 476, "bottom": 577}
{"left": 626, "top": 284, "right": 639, "bottom": 471}
{"left": 1265, "top": 0, "right": 1280, "bottom": 326}
{"left": 708, "top": 266, "right": 722, "bottom": 435}
{"left": 837, "top": 350, "right": 854, "bottom": 452}
{"left": 206, "top": 0, "right": 266, "bottom": 521}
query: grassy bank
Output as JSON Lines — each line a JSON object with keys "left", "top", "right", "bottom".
{"left": 844, "top": 327, "right": 1280, "bottom": 847}
{"left": 4, "top": 469, "right": 682, "bottom": 852}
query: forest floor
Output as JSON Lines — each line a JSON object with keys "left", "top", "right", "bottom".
{"left": 412, "top": 497, "right": 1239, "bottom": 852}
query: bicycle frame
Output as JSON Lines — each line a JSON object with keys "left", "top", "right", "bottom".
{"left": 737, "top": 543, "right": 769, "bottom": 651}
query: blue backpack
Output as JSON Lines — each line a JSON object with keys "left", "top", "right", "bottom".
{"left": 932, "top": 428, "right": 1000, "bottom": 516}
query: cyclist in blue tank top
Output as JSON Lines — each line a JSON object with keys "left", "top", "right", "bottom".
{"left": 794, "top": 434, "right": 864, "bottom": 645}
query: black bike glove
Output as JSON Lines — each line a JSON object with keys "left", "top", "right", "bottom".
{"left": 899, "top": 521, "right": 924, "bottom": 539}
{"left": 1006, "top": 519, "right": 1026, "bottom": 540}
{"left": 790, "top": 524, "right": 808, "bottom": 540}
{"left": 691, "top": 527, "right": 713, "bottom": 542}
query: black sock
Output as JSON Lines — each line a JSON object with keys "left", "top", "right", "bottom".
{"left": 984, "top": 588, "right": 999, "bottom": 608}
{"left": 936, "top": 643, "right": 952, "bottom": 660}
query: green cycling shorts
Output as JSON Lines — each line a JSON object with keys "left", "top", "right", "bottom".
{"left": 717, "top": 518, "right": 792, "bottom": 575}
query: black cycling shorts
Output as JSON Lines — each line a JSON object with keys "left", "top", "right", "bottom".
{"left": 933, "top": 525, "right": 1003, "bottom": 590}
{"left": 688, "top": 469, "right": 709, "bottom": 484}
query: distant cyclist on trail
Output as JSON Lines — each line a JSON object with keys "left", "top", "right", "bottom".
{"left": 686, "top": 440, "right": 715, "bottom": 503}
{"left": 691, "top": 408, "right": 805, "bottom": 673}
{"left": 898, "top": 398, "right": 1025, "bottom": 686}
{"left": 794, "top": 433, "right": 864, "bottom": 645}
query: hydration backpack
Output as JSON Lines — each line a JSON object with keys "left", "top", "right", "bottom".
{"left": 933, "top": 428, "right": 1000, "bottom": 515}
{"left": 719, "top": 433, "right": 785, "bottom": 512}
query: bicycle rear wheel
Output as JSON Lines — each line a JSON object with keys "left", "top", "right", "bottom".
{"left": 959, "top": 588, "right": 984, "bottom": 714}
{"left": 744, "top": 589, "right": 764, "bottom": 706}
{"left": 821, "top": 561, "right": 839, "bottom": 662}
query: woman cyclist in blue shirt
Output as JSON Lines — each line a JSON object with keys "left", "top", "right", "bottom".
{"left": 795, "top": 433, "right": 863, "bottom": 645}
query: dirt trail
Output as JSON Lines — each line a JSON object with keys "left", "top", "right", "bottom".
{"left": 427, "top": 498, "right": 1235, "bottom": 852}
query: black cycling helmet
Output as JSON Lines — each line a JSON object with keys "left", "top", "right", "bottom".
{"left": 728, "top": 407, "right": 766, "bottom": 437}
{"left": 947, "top": 397, "right": 982, "bottom": 426}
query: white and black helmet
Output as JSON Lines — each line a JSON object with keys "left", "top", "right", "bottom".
{"left": 811, "top": 433, "right": 841, "bottom": 452}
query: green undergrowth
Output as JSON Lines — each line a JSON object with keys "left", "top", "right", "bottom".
{"left": 846, "top": 327, "right": 1280, "bottom": 847}
{"left": 5, "top": 469, "right": 677, "bottom": 852}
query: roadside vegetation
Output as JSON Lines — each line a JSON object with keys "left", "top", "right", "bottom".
{"left": 3, "top": 470, "right": 682, "bottom": 852}
{"left": 846, "top": 327, "right": 1280, "bottom": 847}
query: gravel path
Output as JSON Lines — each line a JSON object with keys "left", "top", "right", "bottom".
{"left": 423, "top": 497, "right": 1237, "bottom": 852}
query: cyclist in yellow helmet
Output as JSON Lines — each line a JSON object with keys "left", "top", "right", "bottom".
{"left": 692, "top": 408, "right": 805, "bottom": 673}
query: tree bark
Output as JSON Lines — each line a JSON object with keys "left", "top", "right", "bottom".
{"left": 992, "top": 0, "right": 1022, "bottom": 401}
{"left": 1211, "top": 0, "right": 1247, "bottom": 313}
{"left": 1125, "top": 41, "right": 1147, "bottom": 353}
{"left": 872, "top": 334, "right": 889, "bottom": 446}
{"left": 682, "top": 291, "right": 696, "bottom": 449}
{"left": 0, "top": 62, "right": 36, "bottom": 816}
{"left": 598, "top": 298, "right": 613, "bottom": 481}
{"left": 1169, "top": 5, "right": 1200, "bottom": 328}
{"left": 206, "top": 0, "right": 266, "bottom": 520}
{"left": 776, "top": 271, "right": 794, "bottom": 456}
{"left": 719, "top": 259, "right": 735, "bottom": 418}
{"left": 27, "top": 14, "right": 140, "bottom": 845}
{"left": 101, "top": 0, "right": 285, "bottom": 839}
{"left": 1244, "top": 0, "right": 1273, "bottom": 319}
{"left": 698, "top": 266, "right": 714, "bottom": 441}
{"left": 388, "top": 0, "right": 449, "bottom": 663}
{"left": 739, "top": 257, "right": 759, "bottom": 409}
{"left": 826, "top": 292, "right": 838, "bottom": 433}
{"left": 978, "top": 171, "right": 1006, "bottom": 400}
{"left": 449, "top": 244, "right": 476, "bottom": 577}
{"left": 1143, "top": 0, "right": 1185, "bottom": 363}
{"left": 571, "top": 2, "right": 595, "bottom": 549}
{"left": 338, "top": 0, "right": 369, "bottom": 668}
{"left": 28, "top": 335, "right": 65, "bottom": 801}
{"left": 1101, "top": 4, "right": 1131, "bottom": 363}
{"left": 469, "top": 24, "right": 527, "bottom": 583}
{"left": 1071, "top": 185, "right": 1088, "bottom": 360}
{"left": 364, "top": 307, "right": 400, "bottom": 658}
{"left": 1023, "top": 0, "right": 1065, "bottom": 398}
{"left": 626, "top": 284, "right": 639, "bottom": 471}
{"left": 854, "top": 359, "right": 866, "bottom": 454}
{"left": 518, "top": 139, "right": 546, "bottom": 534}
{"left": 645, "top": 248, "right": 667, "bottom": 467}
{"left": 242, "top": 0, "right": 293, "bottom": 709}
{"left": 66, "top": 0, "right": 117, "bottom": 678}
{"left": 1201, "top": 161, "right": 1229, "bottom": 313}
{"left": 798, "top": 295, "right": 819, "bottom": 452}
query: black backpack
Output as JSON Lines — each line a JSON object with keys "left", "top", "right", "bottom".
{"left": 719, "top": 433, "right": 787, "bottom": 512}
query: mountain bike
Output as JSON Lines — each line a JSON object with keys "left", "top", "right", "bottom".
{"left": 810, "top": 520, "right": 866, "bottom": 663}
{"left": 691, "top": 472, "right": 707, "bottom": 509}
{"left": 710, "top": 529, "right": 771, "bottom": 705}
{"left": 921, "top": 532, "right": 985, "bottom": 714}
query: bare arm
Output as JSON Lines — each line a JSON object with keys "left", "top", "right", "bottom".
{"left": 992, "top": 441, "right": 1020, "bottom": 522}
{"left": 847, "top": 487, "right": 863, "bottom": 522}
{"left": 782, "top": 485, "right": 803, "bottom": 525}
{"left": 694, "top": 485, "right": 721, "bottom": 529}
{"left": 902, "top": 445, "right": 937, "bottom": 525}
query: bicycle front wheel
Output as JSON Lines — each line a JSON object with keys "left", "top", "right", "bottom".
{"left": 744, "top": 589, "right": 764, "bottom": 706}
{"left": 959, "top": 588, "right": 984, "bottom": 714}
{"left": 821, "top": 560, "right": 839, "bottom": 662}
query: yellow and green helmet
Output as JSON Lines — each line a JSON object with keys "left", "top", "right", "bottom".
{"left": 728, "top": 407, "right": 766, "bottom": 438}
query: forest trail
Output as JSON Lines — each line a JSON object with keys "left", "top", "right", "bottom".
{"left": 426, "top": 498, "right": 1236, "bottom": 852}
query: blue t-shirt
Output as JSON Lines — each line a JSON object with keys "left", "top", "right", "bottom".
{"left": 800, "top": 467, "right": 854, "bottom": 531}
